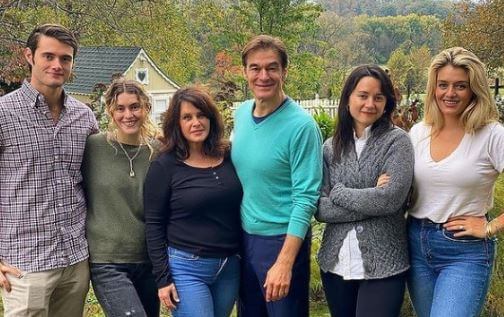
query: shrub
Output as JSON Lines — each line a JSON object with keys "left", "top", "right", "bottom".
{"left": 312, "top": 108, "right": 337, "bottom": 141}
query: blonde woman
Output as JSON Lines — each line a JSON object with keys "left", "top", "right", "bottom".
{"left": 407, "top": 47, "right": 504, "bottom": 317}
{"left": 83, "top": 79, "right": 160, "bottom": 316}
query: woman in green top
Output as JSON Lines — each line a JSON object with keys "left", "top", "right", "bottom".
{"left": 82, "top": 78, "right": 160, "bottom": 317}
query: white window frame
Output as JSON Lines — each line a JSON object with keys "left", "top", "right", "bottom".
{"left": 135, "top": 68, "right": 149, "bottom": 84}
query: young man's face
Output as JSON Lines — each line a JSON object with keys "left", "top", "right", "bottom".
{"left": 24, "top": 35, "right": 74, "bottom": 92}
{"left": 243, "top": 48, "right": 287, "bottom": 103}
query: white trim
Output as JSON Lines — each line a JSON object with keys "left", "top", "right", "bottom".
{"left": 147, "top": 89, "right": 178, "bottom": 94}
{"left": 124, "top": 49, "right": 180, "bottom": 89}
{"left": 151, "top": 94, "right": 171, "bottom": 124}
{"left": 135, "top": 68, "right": 149, "bottom": 84}
{"left": 67, "top": 91, "right": 91, "bottom": 96}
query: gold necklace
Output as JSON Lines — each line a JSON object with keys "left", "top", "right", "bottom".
{"left": 117, "top": 141, "right": 142, "bottom": 177}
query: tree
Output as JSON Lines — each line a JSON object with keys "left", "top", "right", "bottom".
{"left": 387, "top": 45, "right": 431, "bottom": 101}
{"left": 357, "top": 14, "right": 441, "bottom": 64}
{"left": 0, "top": 0, "right": 202, "bottom": 85}
{"left": 444, "top": 0, "right": 504, "bottom": 71}
{"left": 207, "top": 0, "right": 326, "bottom": 99}
{"left": 317, "top": 0, "right": 453, "bottom": 19}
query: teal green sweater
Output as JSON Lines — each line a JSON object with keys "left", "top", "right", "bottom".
{"left": 231, "top": 98, "right": 323, "bottom": 238}
{"left": 83, "top": 133, "right": 157, "bottom": 263}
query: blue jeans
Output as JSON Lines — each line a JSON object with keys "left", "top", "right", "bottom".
{"left": 90, "top": 263, "right": 159, "bottom": 317}
{"left": 407, "top": 217, "right": 495, "bottom": 317}
{"left": 238, "top": 231, "right": 311, "bottom": 317}
{"left": 168, "top": 247, "right": 240, "bottom": 317}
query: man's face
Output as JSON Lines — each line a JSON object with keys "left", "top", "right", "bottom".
{"left": 24, "top": 35, "right": 74, "bottom": 92}
{"left": 243, "top": 48, "right": 287, "bottom": 103}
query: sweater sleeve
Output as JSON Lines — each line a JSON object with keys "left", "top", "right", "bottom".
{"left": 315, "top": 140, "right": 371, "bottom": 223}
{"left": 144, "top": 158, "right": 173, "bottom": 288}
{"left": 287, "top": 120, "right": 323, "bottom": 238}
{"left": 329, "top": 131, "right": 414, "bottom": 216}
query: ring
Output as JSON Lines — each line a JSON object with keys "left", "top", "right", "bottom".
{"left": 459, "top": 225, "right": 464, "bottom": 230}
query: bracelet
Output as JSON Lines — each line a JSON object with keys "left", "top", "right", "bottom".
{"left": 486, "top": 220, "right": 498, "bottom": 239}
{"left": 486, "top": 221, "right": 494, "bottom": 239}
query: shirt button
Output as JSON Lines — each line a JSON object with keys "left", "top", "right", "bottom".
{"left": 54, "top": 155, "right": 59, "bottom": 159}
{"left": 215, "top": 176, "right": 219, "bottom": 180}
{"left": 213, "top": 172, "right": 217, "bottom": 175}
{"left": 356, "top": 225, "right": 364, "bottom": 233}
{"left": 58, "top": 203, "right": 63, "bottom": 207}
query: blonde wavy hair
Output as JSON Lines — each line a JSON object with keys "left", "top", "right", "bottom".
{"left": 104, "top": 78, "right": 159, "bottom": 157}
{"left": 424, "top": 47, "right": 499, "bottom": 134}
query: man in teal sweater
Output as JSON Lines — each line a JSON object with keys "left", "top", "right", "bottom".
{"left": 231, "top": 35, "right": 322, "bottom": 317}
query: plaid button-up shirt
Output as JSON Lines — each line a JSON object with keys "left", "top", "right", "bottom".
{"left": 0, "top": 81, "right": 98, "bottom": 272}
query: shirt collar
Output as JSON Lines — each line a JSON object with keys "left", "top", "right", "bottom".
{"left": 353, "top": 125, "right": 372, "bottom": 141}
{"left": 20, "top": 79, "right": 69, "bottom": 109}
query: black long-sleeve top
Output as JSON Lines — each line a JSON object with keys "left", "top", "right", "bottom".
{"left": 144, "top": 151, "right": 243, "bottom": 288}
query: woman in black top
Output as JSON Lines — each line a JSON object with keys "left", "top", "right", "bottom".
{"left": 144, "top": 87, "right": 242, "bottom": 317}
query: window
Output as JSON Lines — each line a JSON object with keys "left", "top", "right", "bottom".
{"left": 135, "top": 68, "right": 149, "bottom": 84}
{"left": 152, "top": 97, "right": 169, "bottom": 124}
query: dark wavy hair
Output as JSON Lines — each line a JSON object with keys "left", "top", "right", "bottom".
{"left": 161, "top": 86, "right": 229, "bottom": 159}
{"left": 332, "top": 64, "right": 396, "bottom": 163}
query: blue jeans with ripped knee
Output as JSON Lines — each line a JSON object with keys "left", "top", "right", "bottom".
{"left": 90, "top": 263, "right": 159, "bottom": 317}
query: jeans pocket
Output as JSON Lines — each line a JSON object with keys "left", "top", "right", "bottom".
{"left": 441, "top": 229, "right": 485, "bottom": 243}
{"left": 168, "top": 247, "right": 199, "bottom": 261}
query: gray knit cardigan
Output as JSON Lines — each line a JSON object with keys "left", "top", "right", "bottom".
{"left": 316, "top": 127, "right": 414, "bottom": 279}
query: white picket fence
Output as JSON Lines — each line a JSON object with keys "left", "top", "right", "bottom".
{"left": 232, "top": 98, "right": 339, "bottom": 117}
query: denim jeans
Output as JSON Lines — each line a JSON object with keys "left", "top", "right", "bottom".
{"left": 168, "top": 247, "right": 240, "bottom": 317}
{"left": 90, "top": 263, "right": 159, "bottom": 317}
{"left": 407, "top": 217, "right": 495, "bottom": 317}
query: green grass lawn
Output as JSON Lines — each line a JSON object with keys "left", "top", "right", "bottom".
{"left": 1, "top": 175, "right": 503, "bottom": 317}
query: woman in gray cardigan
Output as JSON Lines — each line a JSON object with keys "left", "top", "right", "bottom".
{"left": 315, "top": 65, "right": 414, "bottom": 317}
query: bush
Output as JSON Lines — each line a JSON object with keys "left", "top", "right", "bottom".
{"left": 495, "top": 97, "right": 504, "bottom": 123}
{"left": 312, "top": 109, "right": 337, "bottom": 141}
{"left": 485, "top": 174, "right": 504, "bottom": 316}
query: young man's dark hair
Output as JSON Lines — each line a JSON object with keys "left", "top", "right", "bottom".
{"left": 25, "top": 23, "right": 78, "bottom": 70}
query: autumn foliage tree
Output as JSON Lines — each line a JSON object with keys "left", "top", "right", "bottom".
{"left": 0, "top": 0, "right": 201, "bottom": 86}
{"left": 387, "top": 45, "right": 431, "bottom": 101}
{"left": 444, "top": 0, "right": 504, "bottom": 71}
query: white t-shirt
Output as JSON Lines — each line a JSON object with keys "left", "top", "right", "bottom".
{"left": 409, "top": 122, "right": 504, "bottom": 222}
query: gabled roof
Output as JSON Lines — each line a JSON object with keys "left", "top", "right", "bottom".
{"left": 65, "top": 46, "right": 179, "bottom": 95}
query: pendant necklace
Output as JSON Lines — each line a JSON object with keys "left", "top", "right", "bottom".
{"left": 117, "top": 141, "right": 142, "bottom": 177}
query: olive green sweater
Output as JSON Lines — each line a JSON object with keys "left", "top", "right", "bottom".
{"left": 83, "top": 133, "right": 157, "bottom": 263}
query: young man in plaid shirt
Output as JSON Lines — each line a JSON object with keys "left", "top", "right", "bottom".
{"left": 0, "top": 24, "right": 98, "bottom": 317}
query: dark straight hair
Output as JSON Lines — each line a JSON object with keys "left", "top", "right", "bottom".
{"left": 332, "top": 64, "right": 396, "bottom": 163}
